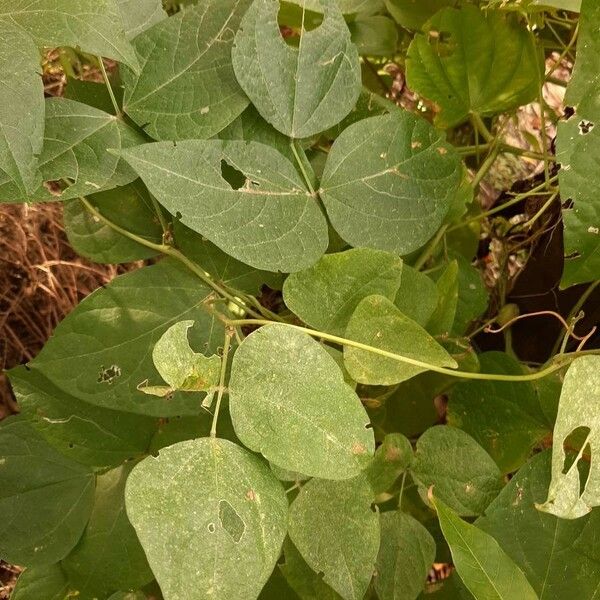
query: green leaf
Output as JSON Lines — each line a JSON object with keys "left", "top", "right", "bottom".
{"left": 393, "top": 264, "right": 438, "bottom": 327}
{"left": 288, "top": 476, "right": 380, "bottom": 600}
{"left": 0, "top": 0, "right": 139, "bottom": 70}
{"left": 8, "top": 366, "right": 157, "bottom": 470}
{"left": 348, "top": 15, "right": 398, "bottom": 57}
{"left": 280, "top": 538, "right": 342, "bottom": 600}
{"left": 30, "top": 260, "right": 224, "bottom": 416}
{"left": 108, "top": 592, "right": 147, "bottom": 600}
{"left": 0, "top": 23, "right": 43, "bottom": 197}
{"left": 232, "top": 0, "right": 361, "bottom": 138}
{"left": 283, "top": 248, "right": 403, "bottom": 336}
{"left": 412, "top": 425, "right": 504, "bottom": 516}
{"left": 426, "top": 260, "right": 458, "bottom": 336}
{"left": 384, "top": 0, "right": 457, "bottom": 30}
{"left": 556, "top": 0, "right": 600, "bottom": 286}
{"left": 374, "top": 511, "right": 436, "bottom": 600}
{"left": 62, "top": 464, "right": 154, "bottom": 597}
{"left": 537, "top": 356, "right": 600, "bottom": 519}
{"left": 406, "top": 5, "right": 542, "bottom": 128}
{"left": 63, "top": 182, "right": 163, "bottom": 264}
{"left": 10, "top": 564, "right": 71, "bottom": 600}
{"left": 478, "top": 451, "right": 600, "bottom": 599}
{"left": 117, "top": 0, "right": 166, "bottom": 40}
{"left": 433, "top": 495, "right": 539, "bottom": 600}
{"left": 320, "top": 113, "right": 462, "bottom": 255}
{"left": 138, "top": 320, "right": 221, "bottom": 397}
{"left": 529, "top": 0, "right": 580, "bottom": 10}
{"left": 448, "top": 352, "right": 549, "bottom": 473}
{"left": 366, "top": 433, "right": 413, "bottom": 496}
{"left": 286, "top": 0, "right": 384, "bottom": 12}
{"left": 64, "top": 78, "right": 122, "bottom": 115}
{"left": 119, "top": 140, "right": 328, "bottom": 272}
{"left": 125, "top": 437, "right": 288, "bottom": 600}
{"left": 344, "top": 295, "right": 457, "bottom": 386}
{"left": 122, "top": 0, "right": 250, "bottom": 140}
{"left": 0, "top": 418, "right": 95, "bottom": 567}
{"left": 1, "top": 98, "right": 143, "bottom": 203}
{"left": 229, "top": 324, "right": 375, "bottom": 479}
{"left": 452, "top": 254, "right": 487, "bottom": 335}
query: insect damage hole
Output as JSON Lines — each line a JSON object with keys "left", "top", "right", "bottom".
{"left": 97, "top": 364, "right": 122, "bottom": 385}
{"left": 219, "top": 500, "right": 245, "bottom": 542}
{"left": 220, "top": 159, "right": 246, "bottom": 190}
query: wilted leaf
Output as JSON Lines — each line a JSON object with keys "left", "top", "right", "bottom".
{"left": 406, "top": 5, "right": 541, "bottom": 127}
{"left": 288, "top": 476, "right": 380, "bottom": 600}
{"left": 125, "top": 437, "right": 288, "bottom": 600}
{"left": 229, "top": 324, "right": 374, "bottom": 479}
{"left": 433, "top": 495, "right": 538, "bottom": 600}
{"left": 412, "top": 425, "right": 504, "bottom": 516}
{"left": 119, "top": 140, "right": 328, "bottom": 272}
{"left": 320, "top": 113, "right": 462, "bottom": 255}
{"left": 232, "top": 0, "right": 361, "bottom": 138}
{"left": 344, "top": 295, "right": 457, "bottom": 385}
{"left": 0, "top": 418, "right": 95, "bottom": 567}
{"left": 537, "top": 356, "right": 600, "bottom": 519}
{"left": 374, "top": 511, "right": 435, "bottom": 600}
{"left": 122, "top": 0, "right": 250, "bottom": 140}
{"left": 283, "top": 248, "right": 403, "bottom": 336}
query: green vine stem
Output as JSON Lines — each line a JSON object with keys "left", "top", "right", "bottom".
{"left": 210, "top": 328, "right": 233, "bottom": 438}
{"left": 97, "top": 56, "right": 121, "bottom": 117}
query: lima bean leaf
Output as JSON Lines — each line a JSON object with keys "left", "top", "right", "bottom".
{"left": 393, "top": 264, "right": 438, "bottom": 327}
{"left": 286, "top": 0, "right": 384, "bottom": 12}
{"left": 10, "top": 564, "right": 71, "bottom": 600}
{"left": 556, "top": 0, "right": 600, "bottom": 286}
{"left": 62, "top": 464, "right": 154, "bottom": 597}
{"left": 122, "top": 0, "right": 250, "bottom": 141}
{"left": 117, "top": 0, "right": 166, "bottom": 40}
{"left": 320, "top": 113, "right": 462, "bottom": 255}
{"left": 30, "top": 260, "right": 224, "bottom": 417}
{"left": 229, "top": 324, "right": 375, "bottom": 480}
{"left": 344, "top": 295, "right": 458, "bottom": 386}
{"left": 0, "top": 23, "right": 43, "bottom": 197}
{"left": 232, "top": 0, "right": 361, "bottom": 138}
{"left": 283, "top": 247, "right": 403, "bottom": 336}
{"left": 537, "top": 355, "right": 600, "bottom": 519}
{"left": 478, "top": 451, "right": 600, "bottom": 599}
{"left": 365, "top": 433, "right": 413, "bottom": 496}
{"left": 384, "top": 0, "right": 457, "bottom": 30}
{"left": 433, "top": 495, "right": 539, "bottom": 600}
{"left": 426, "top": 260, "right": 458, "bottom": 336}
{"left": 119, "top": 140, "right": 328, "bottom": 272}
{"left": 8, "top": 365, "right": 157, "bottom": 470}
{"left": 288, "top": 476, "right": 380, "bottom": 600}
{"left": 374, "top": 511, "right": 436, "bottom": 600}
{"left": 0, "top": 418, "right": 95, "bottom": 567}
{"left": 412, "top": 425, "right": 504, "bottom": 517}
{"left": 0, "top": 0, "right": 139, "bottom": 70}
{"left": 125, "top": 437, "right": 288, "bottom": 600}
{"left": 348, "top": 15, "right": 398, "bottom": 57}
{"left": 406, "top": 5, "right": 541, "bottom": 128}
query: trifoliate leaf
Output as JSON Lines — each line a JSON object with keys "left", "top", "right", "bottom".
{"left": 125, "top": 437, "right": 288, "bottom": 600}
{"left": 537, "top": 356, "right": 600, "bottom": 519}
{"left": 0, "top": 0, "right": 139, "bottom": 70}
{"left": 374, "top": 511, "right": 436, "bottom": 600}
{"left": 0, "top": 418, "right": 95, "bottom": 567}
{"left": 119, "top": 140, "right": 328, "bottom": 272}
{"left": 10, "top": 564, "right": 71, "bottom": 600}
{"left": 448, "top": 352, "right": 549, "bottom": 473}
{"left": 393, "top": 265, "right": 438, "bottom": 327}
{"left": 412, "top": 425, "right": 504, "bottom": 516}
{"left": 478, "top": 450, "right": 600, "bottom": 599}
{"left": 0, "top": 23, "right": 43, "bottom": 197}
{"left": 138, "top": 320, "right": 221, "bottom": 398}
{"left": 30, "top": 260, "right": 224, "bottom": 416}
{"left": 344, "top": 295, "right": 457, "bottom": 386}
{"left": 117, "top": 0, "right": 166, "bottom": 40}
{"left": 62, "top": 464, "right": 154, "bottom": 597}
{"left": 232, "top": 0, "right": 361, "bottom": 138}
{"left": 556, "top": 0, "right": 600, "bottom": 286}
{"left": 8, "top": 366, "right": 157, "bottom": 470}
{"left": 406, "top": 5, "right": 542, "bottom": 128}
{"left": 229, "top": 324, "right": 375, "bottom": 480}
{"left": 283, "top": 248, "right": 403, "bottom": 336}
{"left": 320, "top": 113, "right": 462, "bottom": 255}
{"left": 365, "top": 433, "right": 413, "bottom": 496}
{"left": 122, "top": 0, "right": 250, "bottom": 140}
{"left": 434, "top": 495, "right": 539, "bottom": 599}
{"left": 63, "top": 181, "right": 163, "bottom": 264}
{"left": 288, "top": 476, "right": 380, "bottom": 600}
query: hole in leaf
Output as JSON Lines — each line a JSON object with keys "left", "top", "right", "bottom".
{"left": 97, "top": 364, "right": 122, "bottom": 385}
{"left": 219, "top": 500, "right": 245, "bottom": 542}
{"left": 220, "top": 159, "right": 246, "bottom": 190}
{"left": 564, "top": 106, "right": 575, "bottom": 120}
{"left": 207, "top": 522, "right": 216, "bottom": 533}
{"left": 43, "top": 178, "right": 72, "bottom": 197}
{"left": 562, "top": 426, "right": 591, "bottom": 474}
{"left": 578, "top": 120, "right": 594, "bottom": 135}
